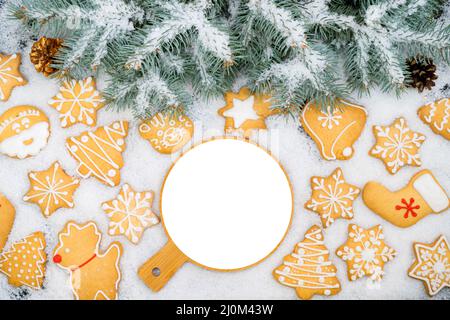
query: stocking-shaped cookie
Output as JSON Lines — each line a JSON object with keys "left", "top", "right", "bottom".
{"left": 417, "top": 98, "right": 450, "bottom": 140}
{"left": 300, "top": 99, "right": 367, "bottom": 160}
{"left": 0, "top": 193, "right": 15, "bottom": 252}
{"left": 273, "top": 225, "right": 341, "bottom": 299}
{"left": 363, "top": 170, "right": 449, "bottom": 228}
{"left": 66, "top": 121, "right": 129, "bottom": 187}
{"left": 53, "top": 221, "right": 122, "bottom": 300}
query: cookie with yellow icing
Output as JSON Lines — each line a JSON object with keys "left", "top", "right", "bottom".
{"left": 66, "top": 121, "right": 129, "bottom": 187}
{"left": 139, "top": 113, "right": 193, "bottom": 154}
{"left": 218, "top": 87, "right": 276, "bottom": 137}
{"left": 0, "top": 193, "right": 15, "bottom": 253}
{"left": 0, "top": 232, "right": 47, "bottom": 289}
{"left": 23, "top": 162, "right": 80, "bottom": 218}
{"left": 417, "top": 98, "right": 450, "bottom": 140}
{"left": 0, "top": 53, "right": 27, "bottom": 101}
{"left": 300, "top": 99, "right": 367, "bottom": 160}
{"left": 0, "top": 105, "right": 50, "bottom": 159}
{"left": 369, "top": 117, "right": 425, "bottom": 174}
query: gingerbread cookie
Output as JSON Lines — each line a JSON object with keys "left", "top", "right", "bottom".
{"left": 49, "top": 77, "right": 105, "bottom": 128}
{"left": 363, "top": 169, "right": 449, "bottom": 228}
{"left": 218, "top": 87, "right": 276, "bottom": 137}
{"left": 418, "top": 98, "right": 450, "bottom": 140}
{"left": 409, "top": 235, "right": 450, "bottom": 296}
{"left": 0, "top": 232, "right": 46, "bottom": 289}
{"left": 369, "top": 117, "right": 426, "bottom": 174}
{"left": 274, "top": 225, "right": 341, "bottom": 299}
{"left": 139, "top": 112, "right": 194, "bottom": 154}
{"left": 102, "top": 184, "right": 159, "bottom": 244}
{"left": 53, "top": 221, "right": 122, "bottom": 300}
{"left": 305, "top": 168, "right": 360, "bottom": 228}
{"left": 300, "top": 99, "right": 367, "bottom": 160}
{"left": 0, "top": 105, "right": 50, "bottom": 159}
{"left": 66, "top": 121, "right": 129, "bottom": 187}
{"left": 23, "top": 162, "right": 80, "bottom": 218}
{"left": 0, "top": 193, "right": 15, "bottom": 252}
{"left": 336, "top": 224, "right": 396, "bottom": 281}
{"left": 0, "top": 53, "right": 27, "bottom": 101}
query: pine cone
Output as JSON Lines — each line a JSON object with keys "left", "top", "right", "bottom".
{"left": 30, "top": 37, "right": 63, "bottom": 77}
{"left": 406, "top": 56, "right": 438, "bottom": 93}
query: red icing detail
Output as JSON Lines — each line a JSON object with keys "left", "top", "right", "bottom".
{"left": 395, "top": 198, "right": 420, "bottom": 218}
{"left": 53, "top": 254, "right": 62, "bottom": 263}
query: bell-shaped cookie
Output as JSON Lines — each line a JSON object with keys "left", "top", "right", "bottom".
{"left": 0, "top": 193, "right": 15, "bottom": 252}
{"left": 300, "top": 99, "right": 367, "bottom": 160}
{"left": 363, "top": 170, "right": 449, "bottom": 228}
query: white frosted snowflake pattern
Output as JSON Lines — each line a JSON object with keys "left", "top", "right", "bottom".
{"left": 317, "top": 106, "right": 342, "bottom": 129}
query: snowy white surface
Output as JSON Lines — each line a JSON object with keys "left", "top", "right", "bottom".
{"left": 0, "top": 3, "right": 449, "bottom": 300}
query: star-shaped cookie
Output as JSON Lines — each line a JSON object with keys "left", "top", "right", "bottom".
{"left": 0, "top": 53, "right": 27, "bottom": 101}
{"left": 409, "top": 235, "right": 450, "bottom": 296}
{"left": 305, "top": 168, "right": 360, "bottom": 228}
{"left": 102, "top": 184, "right": 160, "bottom": 244}
{"left": 23, "top": 162, "right": 80, "bottom": 217}
{"left": 49, "top": 77, "right": 105, "bottom": 128}
{"left": 336, "top": 224, "right": 397, "bottom": 282}
{"left": 369, "top": 117, "right": 426, "bottom": 174}
{"left": 218, "top": 87, "right": 276, "bottom": 137}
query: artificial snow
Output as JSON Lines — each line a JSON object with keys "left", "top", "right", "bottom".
{"left": 0, "top": 2, "right": 449, "bottom": 300}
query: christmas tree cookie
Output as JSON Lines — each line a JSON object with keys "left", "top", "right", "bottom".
{"left": 66, "top": 121, "right": 129, "bottom": 187}
{"left": 53, "top": 221, "right": 122, "bottom": 300}
{"left": 363, "top": 169, "right": 449, "bottom": 228}
{"left": 218, "top": 87, "right": 276, "bottom": 137}
{"left": 274, "top": 225, "right": 341, "bottom": 300}
{"left": 102, "top": 184, "right": 159, "bottom": 244}
{"left": 49, "top": 77, "right": 105, "bottom": 128}
{"left": 369, "top": 117, "right": 426, "bottom": 174}
{"left": 305, "top": 168, "right": 360, "bottom": 228}
{"left": 0, "top": 193, "right": 15, "bottom": 253}
{"left": 300, "top": 99, "right": 367, "bottom": 160}
{"left": 409, "top": 235, "right": 450, "bottom": 296}
{"left": 417, "top": 98, "right": 450, "bottom": 140}
{"left": 0, "top": 53, "right": 27, "bottom": 101}
{"left": 336, "top": 224, "right": 396, "bottom": 282}
{"left": 23, "top": 162, "right": 80, "bottom": 218}
{"left": 0, "top": 232, "right": 46, "bottom": 289}
{"left": 0, "top": 105, "right": 50, "bottom": 159}
{"left": 139, "top": 112, "right": 194, "bottom": 154}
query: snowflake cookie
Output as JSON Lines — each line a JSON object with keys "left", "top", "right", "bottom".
{"left": 218, "top": 87, "right": 276, "bottom": 137}
{"left": 369, "top": 117, "right": 426, "bottom": 174}
{"left": 305, "top": 168, "right": 360, "bottom": 228}
{"left": 53, "top": 221, "right": 122, "bottom": 299}
{"left": 0, "top": 53, "right": 27, "bottom": 101}
{"left": 102, "top": 184, "right": 160, "bottom": 244}
{"left": 0, "top": 232, "right": 46, "bottom": 289}
{"left": 417, "top": 98, "right": 450, "bottom": 140}
{"left": 49, "top": 77, "right": 105, "bottom": 128}
{"left": 139, "top": 112, "right": 194, "bottom": 154}
{"left": 274, "top": 225, "right": 341, "bottom": 300}
{"left": 0, "top": 105, "right": 50, "bottom": 159}
{"left": 300, "top": 99, "right": 367, "bottom": 160}
{"left": 363, "top": 169, "right": 449, "bottom": 228}
{"left": 409, "top": 235, "right": 450, "bottom": 296}
{"left": 23, "top": 162, "right": 80, "bottom": 218}
{"left": 66, "top": 121, "right": 129, "bottom": 187}
{"left": 336, "top": 224, "right": 397, "bottom": 282}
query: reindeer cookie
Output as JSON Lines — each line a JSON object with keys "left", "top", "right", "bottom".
{"left": 53, "top": 221, "right": 122, "bottom": 300}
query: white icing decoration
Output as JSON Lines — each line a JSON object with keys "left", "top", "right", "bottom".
{"left": 342, "top": 147, "right": 352, "bottom": 157}
{"left": 413, "top": 173, "right": 449, "bottom": 212}
{"left": 223, "top": 96, "right": 259, "bottom": 128}
{"left": 0, "top": 122, "right": 49, "bottom": 159}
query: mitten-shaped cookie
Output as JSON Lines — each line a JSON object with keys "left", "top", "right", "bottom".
{"left": 363, "top": 170, "right": 449, "bottom": 228}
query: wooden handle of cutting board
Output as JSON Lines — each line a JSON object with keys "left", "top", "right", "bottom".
{"left": 138, "top": 240, "right": 188, "bottom": 292}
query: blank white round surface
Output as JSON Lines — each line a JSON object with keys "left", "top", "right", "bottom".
{"left": 161, "top": 138, "right": 293, "bottom": 270}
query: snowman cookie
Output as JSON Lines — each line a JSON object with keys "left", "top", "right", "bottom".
{"left": 0, "top": 106, "right": 50, "bottom": 159}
